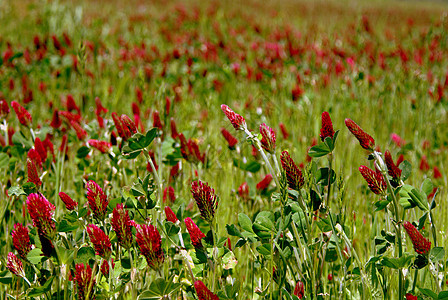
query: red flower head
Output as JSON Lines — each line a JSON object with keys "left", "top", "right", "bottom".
{"left": 34, "top": 137, "right": 47, "bottom": 162}
{"left": 0, "top": 100, "right": 9, "bottom": 118}
{"left": 27, "top": 157, "right": 42, "bottom": 187}
{"left": 170, "top": 162, "right": 180, "bottom": 179}
{"left": 405, "top": 293, "right": 418, "bottom": 300}
{"left": 185, "top": 217, "right": 205, "bottom": 249}
{"left": 281, "top": 151, "right": 304, "bottom": 190}
{"left": 59, "top": 191, "right": 78, "bottom": 210}
{"left": 221, "top": 104, "right": 246, "bottom": 131}
{"left": 27, "top": 193, "right": 56, "bottom": 238}
{"left": 101, "top": 259, "right": 114, "bottom": 277}
{"left": 136, "top": 224, "right": 164, "bottom": 270}
{"left": 165, "top": 206, "right": 179, "bottom": 223}
{"left": 260, "top": 123, "right": 276, "bottom": 154}
{"left": 11, "top": 224, "right": 32, "bottom": 260}
{"left": 112, "top": 112, "right": 126, "bottom": 140}
{"left": 66, "top": 94, "right": 80, "bottom": 115}
{"left": 7, "top": 253, "right": 25, "bottom": 278}
{"left": 75, "top": 263, "right": 95, "bottom": 300}
{"left": 433, "top": 166, "right": 442, "bottom": 179}
{"left": 384, "top": 150, "right": 402, "bottom": 180}
{"left": 153, "top": 110, "right": 163, "bottom": 130}
{"left": 111, "top": 204, "right": 133, "bottom": 249}
{"left": 220, "top": 128, "right": 238, "bottom": 149}
{"left": 320, "top": 111, "right": 335, "bottom": 142}
{"left": 238, "top": 182, "right": 249, "bottom": 200}
{"left": 194, "top": 280, "right": 219, "bottom": 300}
{"left": 86, "top": 180, "right": 109, "bottom": 221}
{"left": 419, "top": 155, "right": 430, "bottom": 172}
{"left": 403, "top": 221, "right": 431, "bottom": 255}
{"left": 257, "top": 174, "right": 273, "bottom": 191}
{"left": 170, "top": 117, "right": 179, "bottom": 139}
{"left": 294, "top": 281, "right": 305, "bottom": 299}
{"left": 70, "top": 120, "right": 87, "bottom": 140}
{"left": 11, "top": 101, "right": 32, "bottom": 127}
{"left": 163, "top": 186, "right": 176, "bottom": 204}
{"left": 345, "top": 118, "right": 375, "bottom": 150}
{"left": 120, "top": 114, "right": 137, "bottom": 136}
{"left": 88, "top": 139, "right": 111, "bottom": 153}
{"left": 191, "top": 180, "right": 218, "bottom": 223}
{"left": 279, "top": 122, "right": 289, "bottom": 139}
{"left": 359, "top": 165, "right": 387, "bottom": 195}
{"left": 179, "top": 134, "right": 206, "bottom": 164}
{"left": 87, "top": 224, "right": 112, "bottom": 259}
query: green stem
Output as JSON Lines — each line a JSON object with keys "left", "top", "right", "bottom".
{"left": 326, "top": 153, "right": 333, "bottom": 207}
{"left": 143, "top": 150, "right": 163, "bottom": 222}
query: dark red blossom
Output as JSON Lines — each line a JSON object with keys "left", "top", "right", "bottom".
{"left": 433, "top": 166, "right": 442, "bottom": 179}
{"left": 163, "top": 186, "right": 176, "bottom": 203}
{"left": 86, "top": 180, "right": 109, "bottom": 221}
{"left": 87, "top": 224, "right": 112, "bottom": 259}
{"left": 59, "top": 192, "right": 78, "bottom": 210}
{"left": 294, "top": 281, "right": 305, "bottom": 299}
{"left": 112, "top": 112, "right": 126, "bottom": 139}
{"left": 7, "top": 253, "right": 24, "bottom": 277}
{"left": 66, "top": 94, "right": 81, "bottom": 115}
{"left": 75, "top": 263, "right": 95, "bottom": 300}
{"left": 11, "top": 224, "right": 32, "bottom": 260}
{"left": 256, "top": 174, "right": 272, "bottom": 191}
{"left": 0, "top": 100, "right": 9, "bottom": 118}
{"left": 221, "top": 104, "right": 246, "bottom": 131}
{"left": 191, "top": 180, "right": 218, "bottom": 222}
{"left": 279, "top": 122, "right": 289, "bottom": 139}
{"left": 185, "top": 217, "right": 205, "bottom": 249}
{"left": 179, "top": 133, "right": 206, "bottom": 164}
{"left": 238, "top": 182, "right": 249, "bottom": 200}
{"left": 259, "top": 123, "right": 276, "bottom": 154}
{"left": 120, "top": 114, "right": 137, "bottom": 136}
{"left": 359, "top": 165, "right": 387, "bottom": 195}
{"left": 281, "top": 151, "right": 304, "bottom": 190}
{"left": 405, "top": 293, "right": 418, "bottom": 300}
{"left": 27, "top": 193, "right": 56, "bottom": 238}
{"left": 345, "top": 118, "right": 375, "bottom": 150}
{"left": 165, "top": 206, "right": 179, "bottom": 223}
{"left": 220, "top": 128, "right": 238, "bottom": 148}
{"left": 320, "top": 111, "right": 335, "bottom": 142}
{"left": 101, "top": 259, "right": 114, "bottom": 277}
{"left": 419, "top": 155, "right": 430, "bottom": 172}
{"left": 111, "top": 204, "right": 133, "bottom": 249}
{"left": 153, "top": 110, "right": 163, "bottom": 130}
{"left": 136, "top": 224, "right": 164, "bottom": 270}
{"left": 27, "top": 157, "right": 42, "bottom": 187}
{"left": 170, "top": 118, "right": 179, "bottom": 139}
{"left": 403, "top": 221, "right": 431, "bottom": 255}
{"left": 194, "top": 280, "right": 219, "bottom": 300}
{"left": 70, "top": 120, "right": 87, "bottom": 140}
{"left": 11, "top": 101, "right": 32, "bottom": 127}
{"left": 50, "top": 109, "right": 62, "bottom": 129}
{"left": 384, "top": 150, "right": 402, "bottom": 180}
{"left": 88, "top": 139, "right": 111, "bottom": 153}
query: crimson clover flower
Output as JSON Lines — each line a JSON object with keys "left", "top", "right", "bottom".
{"left": 185, "top": 217, "right": 205, "bottom": 249}
{"left": 163, "top": 186, "right": 176, "bottom": 204}
{"left": 27, "top": 193, "right": 56, "bottom": 238}
{"left": 111, "top": 204, "right": 133, "bottom": 249}
{"left": 259, "top": 123, "right": 276, "bottom": 154}
{"left": 11, "top": 224, "right": 32, "bottom": 260}
{"left": 86, "top": 180, "right": 109, "bottom": 221}
{"left": 7, "top": 253, "right": 25, "bottom": 278}
{"left": 384, "top": 150, "right": 402, "bottom": 180}
{"left": 26, "top": 157, "right": 41, "bottom": 187}
{"left": 194, "top": 280, "right": 219, "bottom": 300}
{"left": 34, "top": 137, "right": 47, "bottom": 162}
{"left": 136, "top": 224, "right": 165, "bottom": 270}
{"left": 11, "top": 101, "right": 32, "bottom": 127}
{"left": 220, "top": 128, "right": 238, "bottom": 148}
{"left": 403, "top": 221, "right": 431, "bottom": 255}
{"left": 87, "top": 224, "right": 112, "bottom": 259}
{"left": 281, "top": 151, "right": 304, "bottom": 191}
{"left": 359, "top": 165, "right": 387, "bottom": 195}
{"left": 120, "top": 114, "right": 137, "bottom": 136}
{"left": 101, "top": 259, "right": 114, "bottom": 277}
{"left": 59, "top": 192, "right": 78, "bottom": 210}
{"left": 221, "top": 104, "right": 246, "bottom": 131}
{"left": 88, "top": 139, "right": 112, "bottom": 153}
{"left": 320, "top": 111, "right": 335, "bottom": 142}
{"left": 0, "top": 100, "right": 9, "bottom": 118}
{"left": 294, "top": 281, "right": 305, "bottom": 299}
{"left": 165, "top": 206, "right": 179, "bottom": 223}
{"left": 75, "top": 263, "right": 95, "bottom": 300}
{"left": 345, "top": 118, "right": 375, "bottom": 150}
{"left": 256, "top": 174, "right": 273, "bottom": 191}
{"left": 191, "top": 180, "right": 218, "bottom": 222}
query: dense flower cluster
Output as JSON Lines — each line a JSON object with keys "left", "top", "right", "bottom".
{"left": 87, "top": 224, "right": 112, "bottom": 259}
{"left": 111, "top": 204, "right": 133, "bottom": 249}
{"left": 259, "top": 123, "right": 276, "bottom": 154}
{"left": 403, "top": 221, "right": 431, "bottom": 255}
{"left": 75, "top": 263, "right": 95, "bottom": 300}
{"left": 59, "top": 191, "right": 78, "bottom": 210}
{"left": 136, "top": 224, "right": 164, "bottom": 270}
{"left": 359, "top": 165, "right": 387, "bottom": 195}
{"left": 86, "top": 180, "right": 109, "bottom": 221}
{"left": 11, "top": 224, "right": 32, "bottom": 260}
{"left": 194, "top": 280, "right": 219, "bottom": 300}
{"left": 345, "top": 118, "right": 375, "bottom": 150}
{"left": 191, "top": 180, "right": 218, "bottom": 222}
{"left": 320, "top": 111, "right": 335, "bottom": 141}
{"left": 221, "top": 104, "right": 246, "bottom": 131}
{"left": 185, "top": 217, "right": 205, "bottom": 249}
{"left": 280, "top": 151, "right": 304, "bottom": 190}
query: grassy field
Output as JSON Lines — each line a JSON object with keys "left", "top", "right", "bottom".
{"left": 1, "top": 0, "right": 448, "bottom": 299}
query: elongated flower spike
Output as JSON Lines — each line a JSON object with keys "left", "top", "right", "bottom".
{"left": 75, "top": 263, "right": 95, "bottom": 300}
{"left": 280, "top": 151, "right": 304, "bottom": 190}
{"left": 7, "top": 253, "right": 25, "bottom": 278}
{"left": 359, "top": 165, "right": 387, "bottom": 195}
{"left": 194, "top": 280, "right": 219, "bottom": 300}
{"left": 0, "top": 100, "right": 9, "bottom": 118}
{"left": 27, "top": 193, "right": 56, "bottom": 238}
{"left": 59, "top": 192, "right": 78, "bottom": 210}
{"left": 88, "top": 139, "right": 112, "bottom": 153}
{"left": 345, "top": 118, "right": 375, "bottom": 150}
{"left": 191, "top": 180, "right": 218, "bottom": 222}
{"left": 11, "top": 224, "right": 32, "bottom": 260}
{"left": 111, "top": 204, "right": 133, "bottom": 249}
{"left": 136, "top": 224, "right": 164, "bottom": 270}
{"left": 259, "top": 123, "right": 276, "bottom": 154}
{"left": 185, "top": 217, "right": 205, "bottom": 249}
{"left": 294, "top": 281, "right": 305, "bottom": 299}
{"left": 87, "top": 224, "right": 112, "bottom": 259}
{"left": 11, "top": 101, "right": 32, "bottom": 127}
{"left": 27, "top": 157, "right": 42, "bottom": 187}
{"left": 320, "top": 111, "right": 335, "bottom": 141}
{"left": 165, "top": 206, "right": 179, "bottom": 224}
{"left": 221, "top": 128, "right": 238, "bottom": 148}
{"left": 221, "top": 104, "right": 246, "bottom": 131}
{"left": 256, "top": 174, "right": 272, "bottom": 191}
{"left": 384, "top": 150, "right": 402, "bottom": 180}
{"left": 120, "top": 114, "right": 137, "bottom": 136}
{"left": 86, "top": 180, "right": 109, "bottom": 221}
{"left": 403, "top": 221, "right": 431, "bottom": 255}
